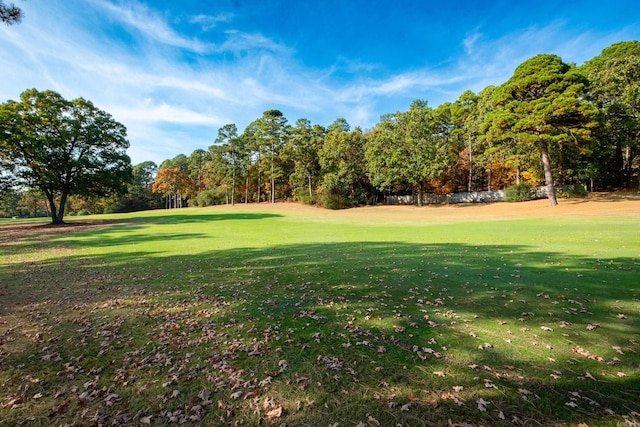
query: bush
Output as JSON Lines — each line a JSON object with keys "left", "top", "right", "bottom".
{"left": 560, "top": 184, "right": 588, "bottom": 198}
{"left": 505, "top": 183, "right": 533, "bottom": 202}
{"left": 318, "top": 193, "right": 351, "bottom": 210}
{"left": 293, "top": 189, "right": 316, "bottom": 205}
{"left": 193, "top": 188, "right": 226, "bottom": 206}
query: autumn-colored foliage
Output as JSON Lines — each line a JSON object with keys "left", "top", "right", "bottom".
{"left": 152, "top": 168, "right": 195, "bottom": 208}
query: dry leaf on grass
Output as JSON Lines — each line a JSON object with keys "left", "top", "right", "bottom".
{"left": 265, "top": 406, "right": 283, "bottom": 418}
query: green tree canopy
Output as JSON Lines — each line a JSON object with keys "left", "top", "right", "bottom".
{"left": 486, "top": 54, "right": 598, "bottom": 205}
{"left": 0, "top": 0, "right": 22, "bottom": 25}
{"left": 319, "top": 120, "right": 370, "bottom": 205}
{"left": 582, "top": 41, "right": 640, "bottom": 187}
{"left": 287, "top": 118, "right": 325, "bottom": 202}
{"left": 365, "top": 100, "right": 452, "bottom": 205}
{"left": 0, "top": 89, "right": 132, "bottom": 223}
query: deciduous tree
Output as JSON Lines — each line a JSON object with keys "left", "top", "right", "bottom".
{"left": 365, "top": 101, "right": 452, "bottom": 205}
{"left": 319, "top": 119, "right": 370, "bottom": 205}
{"left": 583, "top": 41, "right": 640, "bottom": 188}
{"left": 0, "top": 89, "right": 132, "bottom": 223}
{"left": 152, "top": 168, "right": 194, "bottom": 208}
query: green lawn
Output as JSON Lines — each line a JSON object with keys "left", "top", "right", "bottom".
{"left": 1, "top": 205, "right": 638, "bottom": 426}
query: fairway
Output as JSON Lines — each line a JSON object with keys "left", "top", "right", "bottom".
{"left": 1, "top": 197, "right": 639, "bottom": 426}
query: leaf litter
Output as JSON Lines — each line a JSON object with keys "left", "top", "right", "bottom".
{"left": 1, "top": 219, "right": 639, "bottom": 426}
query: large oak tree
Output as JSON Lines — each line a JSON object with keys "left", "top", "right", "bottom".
{"left": 0, "top": 89, "right": 132, "bottom": 223}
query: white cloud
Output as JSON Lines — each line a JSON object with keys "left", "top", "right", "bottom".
{"left": 3, "top": 1, "right": 639, "bottom": 165}
{"left": 190, "top": 13, "right": 234, "bottom": 31}
{"left": 108, "top": 100, "right": 228, "bottom": 126}
{"left": 453, "top": 21, "right": 640, "bottom": 96}
{"left": 90, "top": 0, "right": 213, "bottom": 53}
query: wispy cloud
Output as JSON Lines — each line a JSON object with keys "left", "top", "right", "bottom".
{"left": 108, "top": 100, "right": 228, "bottom": 126}
{"left": 190, "top": 13, "right": 234, "bottom": 31}
{"left": 3, "top": 1, "right": 638, "bottom": 165}
{"left": 334, "top": 71, "right": 464, "bottom": 104}
{"left": 454, "top": 22, "right": 639, "bottom": 95}
{"left": 91, "top": 0, "right": 288, "bottom": 55}
{"left": 91, "top": 0, "right": 214, "bottom": 53}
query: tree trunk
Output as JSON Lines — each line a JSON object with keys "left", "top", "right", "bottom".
{"left": 231, "top": 170, "right": 236, "bottom": 206}
{"left": 245, "top": 175, "right": 249, "bottom": 204}
{"left": 271, "top": 176, "right": 275, "bottom": 203}
{"left": 308, "top": 174, "right": 313, "bottom": 201}
{"left": 539, "top": 140, "right": 558, "bottom": 206}
{"left": 271, "top": 142, "right": 275, "bottom": 203}
{"left": 467, "top": 135, "right": 473, "bottom": 193}
{"left": 56, "top": 192, "right": 68, "bottom": 223}
{"left": 615, "top": 144, "right": 624, "bottom": 187}
{"left": 257, "top": 151, "right": 261, "bottom": 203}
{"left": 623, "top": 145, "right": 632, "bottom": 188}
{"left": 45, "top": 191, "right": 60, "bottom": 224}
{"left": 417, "top": 185, "right": 423, "bottom": 207}
{"left": 44, "top": 190, "right": 67, "bottom": 224}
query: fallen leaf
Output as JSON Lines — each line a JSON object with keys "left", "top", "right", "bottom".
{"left": 140, "top": 415, "right": 152, "bottom": 425}
{"left": 266, "top": 406, "right": 283, "bottom": 418}
{"left": 367, "top": 416, "right": 381, "bottom": 426}
{"left": 477, "top": 398, "right": 490, "bottom": 412}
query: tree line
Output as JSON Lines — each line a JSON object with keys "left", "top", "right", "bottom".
{"left": 150, "top": 41, "right": 640, "bottom": 209}
{"left": 1, "top": 41, "right": 639, "bottom": 221}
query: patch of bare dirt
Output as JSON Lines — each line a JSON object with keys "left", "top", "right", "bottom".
{"left": 0, "top": 219, "right": 128, "bottom": 245}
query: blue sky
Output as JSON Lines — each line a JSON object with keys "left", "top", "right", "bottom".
{"left": 1, "top": 0, "right": 639, "bottom": 165}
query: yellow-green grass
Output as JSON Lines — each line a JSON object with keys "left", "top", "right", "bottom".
{"left": 1, "top": 202, "right": 638, "bottom": 426}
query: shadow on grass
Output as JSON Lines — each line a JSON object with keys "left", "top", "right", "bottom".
{"left": 1, "top": 223, "right": 638, "bottom": 425}
{"left": 124, "top": 212, "right": 284, "bottom": 224}
{"left": 0, "top": 212, "right": 283, "bottom": 254}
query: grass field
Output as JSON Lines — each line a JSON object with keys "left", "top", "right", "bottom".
{"left": 1, "top": 197, "right": 639, "bottom": 426}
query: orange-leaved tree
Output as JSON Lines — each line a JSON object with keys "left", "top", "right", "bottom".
{"left": 152, "top": 168, "right": 194, "bottom": 208}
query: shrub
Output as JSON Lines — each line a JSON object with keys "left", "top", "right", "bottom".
{"left": 193, "top": 188, "right": 226, "bottom": 206}
{"left": 505, "top": 183, "right": 533, "bottom": 202}
{"left": 318, "top": 193, "right": 351, "bottom": 210}
{"left": 294, "top": 189, "right": 316, "bottom": 205}
{"left": 560, "top": 184, "right": 588, "bottom": 198}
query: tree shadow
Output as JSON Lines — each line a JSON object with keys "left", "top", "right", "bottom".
{"left": 1, "top": 232, "right": 638, "bottom": 425}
